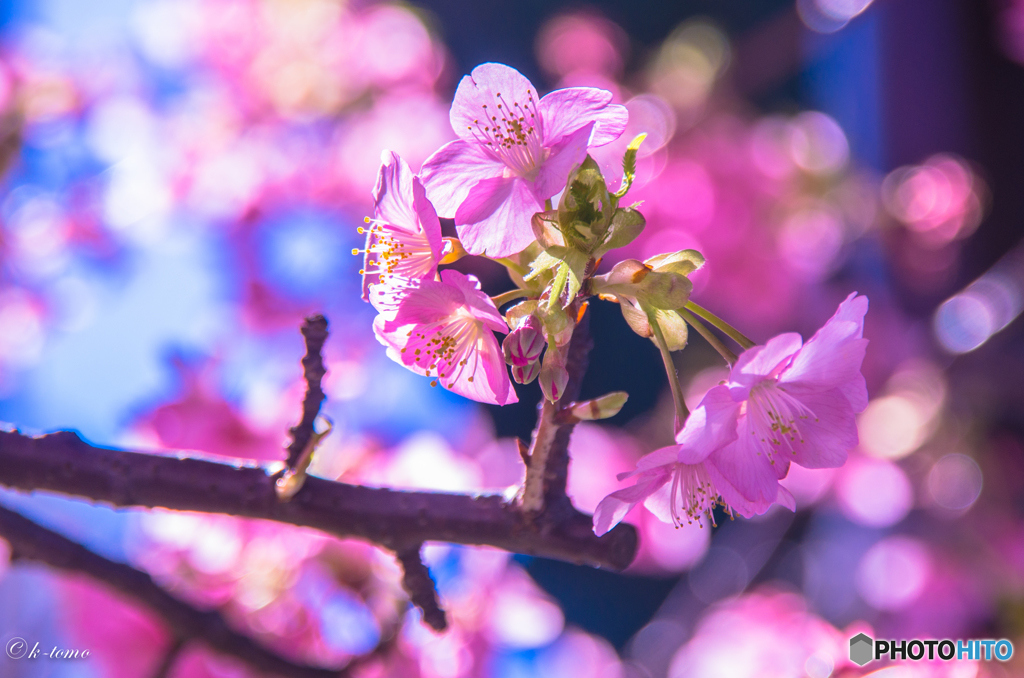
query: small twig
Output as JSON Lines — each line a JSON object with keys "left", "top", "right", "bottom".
{"left": 684, "top": 301, "right": 756, "bottom": 350}
{"left": 395, "top": 544, "right": 447, "bottom": 631}
{"left": 649, "top": 311, "right": 690, "bottom": 433}
{"left": 286, "top": 315, "right": 329, "bottom": 469}
{"left": 677, "top": 308, "right": 738, "bottom": 365}
{"left": 490, "top": 288, "right": 530, "bottom": 307}
{"left": 0, "top": 504, "right": 343, "bottom": 678}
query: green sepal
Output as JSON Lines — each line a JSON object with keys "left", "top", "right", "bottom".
{"left": 644, "top": 249, "right": 706, "bottom": 277}
{"left": 595, "top": 207, "right": 646, "bottom": 256}
{"left": 613, "top": 133, "right": 647, "bottom": 199}
{"left": 650, "top": 308, "right": 688, "bottom": 351}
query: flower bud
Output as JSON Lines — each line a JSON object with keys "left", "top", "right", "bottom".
{"left": 568, "top": 392, "right": 629, "bottom": 421}
{"left": 502, "top": 315, "right": 545, "bottom": 366}
{"left": 512, "top": 360, "right": 542, "bottom": 385}
{"left": 540, "top": 345, "right": 569, "bottom": 402}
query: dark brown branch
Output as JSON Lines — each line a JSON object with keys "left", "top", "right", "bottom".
{"left": 522, "top": 307, "right": 594, "bottom": 519}
{"left": 0, "top": 429, "right": 637, "bottom": 570}
{"left": 286, "top": 315, "right": 329, "bottom": 468}
{"left": 395, "top": 544, "right": 447, "bottom": 631}
{"left": 0, "top": 504, "right": 343, "bottom": 678}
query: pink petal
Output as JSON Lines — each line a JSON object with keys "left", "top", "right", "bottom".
{"left": 368, "top": 276, "right": 423, "bottom": 320}
{"left": 538, "top": 87, "right": 628, "bottom": 147}
{"left": 705, "top": 432, "right": 782, "bottom": 507}
{"left": 776, "top": 486, "right": 797, "bottom": 512}
{"left": 592, "top": 470, "right": 671, "bottom": 536}
{"left": 774, "top": 385, "right": 858, "bottom": 469}
{"left": 450, "top": 63, "right": 542, "bottom": 146}
{"left": 440, "top": 269, "right": 508, "bottom": 334}
{"left": 676, "top": 385, "right": 740, "bottom": 465}
{"left": 420, "top": 139, "right": 506, "bottom": 217}
{"left": 703, "top": 457, "right": 776, "bottom": 519}
{"left": 445, "top": 327, "right": 518, "bottom": 406}
{"left": 632, "top": 446, "right": 680, "bottom": 474}
{"left": 734, "top": 332, "right": 803, "bottom": 379}
{"left": 532, "top": 121, "right": 594, "bottom": 199}
{"left": 782, "top": 294, "right": 869, "bottom": 412}
{"left": 454, "top": 177, "right": 542, "bottom": 257}
{"left": 374, "top": 151, "right": 442, "bottom": 257}
{"left": 387, "top": 278, "right": 463, "bottom": 327}
{"left": 372, "top": 314, "right": 400, "bottom": 350}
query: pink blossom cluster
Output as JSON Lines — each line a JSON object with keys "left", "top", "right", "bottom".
{"left": 353, "top": 54, "right": 872, "bottom": 538}
{"left": 0, "top": 4, "right": 1013, "bottom": 678}
{"left": 359, "top": 62, "right": 628, "bottom": 405}
{"left": 594, "top": 293, "right": 868, "bottom": 534}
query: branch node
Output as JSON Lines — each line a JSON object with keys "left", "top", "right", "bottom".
{"left": 395, "top": 544, "right": 448, "bottom": 631}
{"left": 276, "top": 417, "right": 333, "bottom": 501}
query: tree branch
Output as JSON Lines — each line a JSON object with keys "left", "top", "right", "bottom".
{"left": 286, "top": 315, "right": 329, "bottom": 469}
{"left": 395, "top": 544, "right": 447, "bottom": 632}
{"left": 521, "top": 306, "right": 593, "bottom": 519}
{"left": 0, "top": 429, "right": 637, "bottom": 571}
{"left": 0, "top": 504, "right": 345, "bottom": 678}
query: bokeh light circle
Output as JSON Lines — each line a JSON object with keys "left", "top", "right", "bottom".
{"left": 836, "top": 457, "right": 913, "bottom": 527}
{"left": 855, "top": 536, "right": 931, "bottom": 611}
{"left": 927, "top": 454, "right": 983, "bottom": 511}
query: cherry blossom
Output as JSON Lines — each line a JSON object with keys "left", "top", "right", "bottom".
{"left": 593, "top": 387, "right": 795, "bottom": 536}
{"left": 371, "top": 269, "right": 517, "bottom": 405}
{"left": 420, "top": 62, "right": 627, "bottom": 258}
{"left": 357, "top": 150, "right": 444, "bottom": 299}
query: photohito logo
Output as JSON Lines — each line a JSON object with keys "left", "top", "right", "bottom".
{"left": 849, "top": 633, "right": 1014, "bottom": 666}
{"left": 849, "top": 633, "right": 873, "bottom": 666}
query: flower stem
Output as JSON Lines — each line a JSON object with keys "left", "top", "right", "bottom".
{"left": 684, "top": 301, "right": 756, "bottom": 350}
{"left": 491, "top": 289, "right": 530, "bottom": 307}
{"left": 648, "top": 312, "right": 689, "bottom": 432}
{"left": 677, "top": 308, "right": 737, "bottom": 365}
{"left": 495, "top": 257, "right": 530, "bottom": 277}
{"left": 548, "top": 264, "right": 569, "bottom": 311}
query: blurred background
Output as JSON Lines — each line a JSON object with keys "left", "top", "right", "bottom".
{"left": 0, "top": 0, "right": 1022, "bottom": 676}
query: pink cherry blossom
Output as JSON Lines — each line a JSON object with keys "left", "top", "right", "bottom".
{"left": 358, "top": 150, "right": 444, "bottom": 299}
{"left": 420, "top": 62, "right": 628, "bottom": 258}
{"left": 723, "top": 292, "right": 869, "bottom": 482}
{"left": 593, "top": 387, "right": 793, "bottom": 536}
{"left": 371, "top": 269, "right": 518, "bottom": 405}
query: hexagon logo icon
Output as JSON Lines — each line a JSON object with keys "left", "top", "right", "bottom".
{"left": 850, "top": 633, "right": 873, "bottom": 666}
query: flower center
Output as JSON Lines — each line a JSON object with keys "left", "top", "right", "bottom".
{"left": 466, "top": 90, "right": 545, "bottom": 178}
{"left": 402, "top": 316, "right": 482, "bottom": 389}
{"left": 745, "top": 380, "right": 817, "bottom": 463}
{"left": 355, "top": 217, "right": 435, "bottom": 284}
{"left": 669, "top": 462, "right": 723, "bottom": 528}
